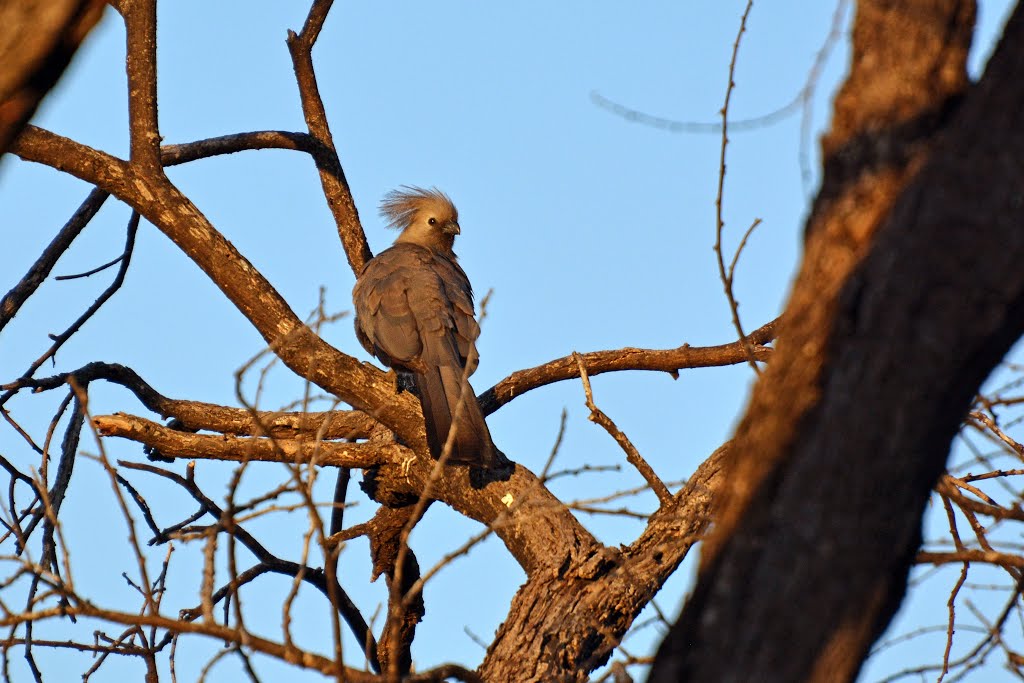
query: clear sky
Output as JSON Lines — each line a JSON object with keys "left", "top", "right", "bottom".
{"left": 1, "top": 2, "right": 1018, "bottom": 681}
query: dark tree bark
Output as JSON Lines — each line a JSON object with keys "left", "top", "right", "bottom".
{"left": 0, "top": 0, "right": 105, "bottom": 157}
{"left": 651, "top": 1, "right": 1024, "bottom": 681}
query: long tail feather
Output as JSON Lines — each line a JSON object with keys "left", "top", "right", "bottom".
{"left": 414, "top": 367, "right": 501, "bottom": 468}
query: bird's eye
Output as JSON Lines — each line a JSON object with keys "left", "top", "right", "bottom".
{"left": 428, "top": 217, "right": 437, "bottom": 226}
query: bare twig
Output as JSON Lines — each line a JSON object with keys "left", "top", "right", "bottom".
{"left": 0, "top": 188, "right": 109, "bottom": 332}
{"left": 713, "top": 0, "right": 760, "bottom": 373}
{"left": 1, "top": 212, "right": 139, "bottom": 408}
{"left": 938, "top": 495, "right": 968, "bottom": 682}
{"left": 119, "top": 459, "right": 379, "bottom": 669}
{"left": 917, "top": 550, "right": 1024, "bottom": 570}
{"left": 2, "top": 603, "right": 381, "bottom": 682}
{"left": 161, "top": 130, "right": 319, "bottom": 165}
{"left": 574, "top": 353, "right": 671, "bottom": 506}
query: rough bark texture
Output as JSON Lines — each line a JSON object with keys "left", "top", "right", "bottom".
{"left": 652, "top": 1, "right": 1024, "bottom": 681}
{"left": 0, "top": 0, "right": 105, "bottom": 156}
{"left": 479, "top": 446, "right": 728, "bottom": 682}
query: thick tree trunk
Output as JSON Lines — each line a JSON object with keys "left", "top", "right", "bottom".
{"left": 0, "top": 0, "right": 105, "bottom": 156}
{"left": 481, "top": 447, "right": 728, "bottom": 682}
{"left": 652, "top": 0, "right": 1024, "bottom": 681}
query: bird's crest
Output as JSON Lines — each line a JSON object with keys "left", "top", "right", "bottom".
{"left": 380, "top": 186, "right": 457, "bottom": 231}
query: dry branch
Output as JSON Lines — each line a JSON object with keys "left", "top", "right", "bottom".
{"left": 8, "top": 361, "right": 377, "bottom": 439}
{"left": 2, "top": 603, "right": 379, "bottom": 682}
{"left": 0, "top": 188, "right": 108, "bottom": 332}
{"left": 287, "top": 0, "right": 372, "bottom": 274}
{"left": 479, "top": 318, "right": 776, "bottom": 415}
{"left": 94, "top": 413, "right": 395, "bottom": 468}
{"left": 574, "top": 353, "right": 671, "bottom": 505}
{"left": 917, "top": 550, "right": 1024, "bottom": 570}
{"left": 481, "top": 443, "right": 729, "bottom": 680}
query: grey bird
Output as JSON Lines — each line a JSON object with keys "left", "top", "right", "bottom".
{"left": 352, "top": 187, "right": 504, "bottom": 469}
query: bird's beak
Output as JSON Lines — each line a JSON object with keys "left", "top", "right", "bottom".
{"left": 443, "top": 220, "right": 461, "bottom": 235}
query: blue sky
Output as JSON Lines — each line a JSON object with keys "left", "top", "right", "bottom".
{"left": 1, "top": 1, "right": 1019, "bottom": 681}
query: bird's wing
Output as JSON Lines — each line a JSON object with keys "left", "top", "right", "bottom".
{"left": 353, "top": 244, "right": 461, "bottom": 372}
{"left": 434, "top": 255, "right": 480, "bottom": 372}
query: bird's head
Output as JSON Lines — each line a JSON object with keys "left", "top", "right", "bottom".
{"left": 381, "top": 186, "right": 461, "bottom": 252}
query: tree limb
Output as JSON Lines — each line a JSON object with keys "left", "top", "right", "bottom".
{"left": 479, "top": 318, "right": 777, "bottom": 415}
{"left": 95, "top": 413, "right": 395, "bottom": 468}
{"left": 287, "top": 0, "right": 372, "bottom": 274}
{"left": 6, "top": 361, "right": 377, "bottom": 439}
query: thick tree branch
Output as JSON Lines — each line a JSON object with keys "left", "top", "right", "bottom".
{"left": 365, "top": 455, "right": 599, "bottom": 577}
{"left": 10, "top": 125, "right": 421, "bottom": 443}
{"left": 2, "top": 131, "right": 318, "bottom": 337}
{"left": 6, "top": 361, "right": 377, "bottom": 439}
{"left": 481, "top": 444, "right": 728, "bottom": 681}
{"left": 94, "top": 413, "right": 395, "bottom": 468}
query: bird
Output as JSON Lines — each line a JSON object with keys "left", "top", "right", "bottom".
{"left": 352, "top": 186, "right": 504, "bottom": 469}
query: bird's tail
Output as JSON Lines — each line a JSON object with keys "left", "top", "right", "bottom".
{"left": 414, "top": 366, "right": 503, "bottom": 469}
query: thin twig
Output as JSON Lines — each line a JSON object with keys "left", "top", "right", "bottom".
{"left": 574, "top": 353, "right": 671, "bottom": 505}
{"left": 713, "top": 0, "right": 760, "bottom": 373}
{"left": 0, "top": 188, "right": 109, "bottom": 332}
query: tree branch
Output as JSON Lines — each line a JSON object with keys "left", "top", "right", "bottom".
{"left": 161, "top": 130, "right": 320, "bottom": 165}
{"left": 95, "top": 413, "right": 396, "bottom": 468}
{"left": 5, "top": 361, "right": 377, "bottom": 439}
{"left": 11, "top": 124, "right": 422, "bottom": 445}
{"left": 2, "top": 604, "right": 379, "bottom": 682}
{"left": 119, "top": 458, "right": 381, "bottom": 672}
{"left": 0, "top": 188, "right": 109, "bottom": 332}
{"left": 287, "top": 0, "right": 372, "bottom": 274}
{"left": 574, "top": 353, "right": 671, "bottom": 506}
{"left": 478, "top": 318, "right": 777, "bottom": 415}
{"left": 481, "top": 443, "right": 729, "bottom": 680}
{"left": 917, "top": 550, "right": 1024, "bottom": 570}
{"left": 122, "top": 0, "right": 161, "bottom": 172}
